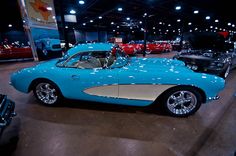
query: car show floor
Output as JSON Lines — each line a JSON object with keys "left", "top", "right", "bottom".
{"left": 0, "top": 52, "right": 236, "bottom": 156}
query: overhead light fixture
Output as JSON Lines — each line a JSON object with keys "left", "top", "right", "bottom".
{"left": 189, "top": 30, "right": 192, "bottom": 32}
{"left": 166, "top": 29, "right": 169, "bottom": 32}
{"left": 210, "top": 26, "right": 213, "bottom": 28}
{"left": 175, "top": 6, "right": 181, "bottom": 10}
{"left": 130, "top": 27, "right": 133, "bottom": 29}
{"left": 206, "top": 29, "right": 208, "bottom": 31}
{"left": 46, "top": 7, "right": 53, "bottom": 11}
{"left": 83, "top": 23, "right": 86, "bottom": 26}
{"left": 173, "top": 30, "right": 175, "bottom": 32}
{"left": 159, "top": 22, "right": 162, "bottom": 25}
{"left": 215, "top": 27, "right": 218, "bottom": 29}
{"left": 205, "top": 16, "right": 210, "bottom": 20}
{"left": 195, "top": 28, "right": 198, "bottom": 31}
{"left": 78, "top": 0, "right": 85, "bottom": 5}
{"left": 65, "top": 26, "right": 68, "bottom": 29}
{"left": 117, "top": 26, "right": 120, "bottom": 28}
{"left": 111, "top": 22, "right": 114, "bottom": 25}
{"left": 177, "top": 19, "right": 181, "bottom": 22}
{"left": 144, "top": 13, "right": 147, "bottom": 16}
{"left": 228, "top": 22, "right": 231, "bottom": 26}
{"left": 126, "top": 17, "right": 130, "bottom": 20}
{"left": 139, "top": 21, "right": 142, "bottom": 24}
{"left": 215, "top": 19, "right": 219, "bottom": 23}
{"left": 113, "top": 29, "right": 115, "bottom": 32}
{"left": 118, "top": 7, "right": 123, "bottom": 11}
{"left": 153, "top": 27, "right": 155, "bottom": 29}
{"left": 193, "top": 10, "right": 199, "bottom": 14}
{"left": 98, "top": 16, "right": 102, "bottom": 19}
{"left": 70, "top": 10, "right": 76, "bottom": 14}
{"left": 168, "top": 24, "right": 171, "bottom": 27}
{"left": 232, "top": 24, "right": 235, "bottom": 27}
{"left": 90, "top": 20, "right": 93, "bottom": 23}
{"left": 8, "top": 24, "right": 12, "bottom": 27}
{"left": 188, "top": 22, "right": 192, "bottom": 25}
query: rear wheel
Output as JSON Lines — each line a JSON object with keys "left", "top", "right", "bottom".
{"left": 160, "top": 87, "right": 202, "bottom": 117}
{"left": 33, "top": 80, "right": 62, "bottom": 105}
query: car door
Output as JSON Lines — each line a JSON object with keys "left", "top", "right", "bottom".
{"left": 58, "top": 51, "right": 119, "bottom": 102}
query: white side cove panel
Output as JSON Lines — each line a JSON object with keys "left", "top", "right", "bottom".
{"left": 84, "top": 84, "right": 176, "bottom": 101}
{"left": 119, "top": 85, "right": 175, "bottom": 101}
{"left": 84, "top": 85, "right": 118, "bottom": 98}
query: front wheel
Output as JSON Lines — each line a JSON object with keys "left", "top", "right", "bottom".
{"left": 160, "top": 87, "right": 202, "bottom": 117}
{"left": 33, "top": 80, "right": 62, "bottom": 105}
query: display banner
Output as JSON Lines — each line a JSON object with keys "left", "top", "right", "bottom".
{"left": 18, "top": 0, "right": 62, "bottom": 61}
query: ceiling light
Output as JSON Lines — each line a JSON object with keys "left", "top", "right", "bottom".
{"left": 83, "top": 23, "right": 86, "bottom": 26}
{"left": 168, "top": 24, "right": 171, "bottom": 27}
{"left": 144, "top": 13, "right": 147, "bottom": 16}
{"left": 159, "top": 22, "right": 162, "bottom": 25}
{"left": 113, "top": 30, "right": 115, "bottom": 32}
{"left": 46, "top": 7, "right": 53, "bottom": 11}
{"left": 189, "top": 30, "right": 192, "bottom": 32}
{"left": 111, "top": 22, "right": 114, "bottom": 25}
{"left": 228, "top": 22, "right": 231, "bottom": 26}
{"left": 193, "top": 10, "right": 199, "bottom": 14}
{"left": 210, "top": 26, "right": 213, "bottom": 28}
{"left": 118, "top": 7, "right": 123, "bottom": 11}
{"left": 232, "top": 24, "right": 235, "bottom": 27}
{"left": 78, "top": 0, "right": 85, "bottom": 5}
{"left": 65, "top": 26, "right": 68, "bottom": 29}
{"left": 215, "top": 27, "right": 218, "bottom": 29}
{"left": 195, "top": 28, "right": 198, "bottom": 30}
{"left": 206, "top": 29, "right": 208, "bottom": 31}
{"left": 90, "top": 20, "right": 93, "bottom": 23}
{"left": 188, "top": 22, "right": 192, "bottom": 25}
{"left": 139, "top": 21, "right": 142, "bottom": 24}
{"left": 205, "top": 16, "right": 210, "bottom": 20}
{"left": 117, "top": 26, "right": 119, "bottom": 28}
{"left": 8, "top": 24, "right": 12, "bottom": 27}
{"left": 173, "top": 30, "right": 175, "bottom": 32}
{"left": 126, "top": 17, "right": 130, "bottom": 20}
{"left": 70, "top": 10, "right": 76, "bottom": 14}
{"left": 177, "top": 19, "right": 181, "bottom": 22}
{"left": 215, "top": 19, "right": 219, "bottom": 23}
{"left": 98, "top": 16, "right": 102, "bottom": 19}
{"left": 153, "top": 27, "right": 155, "bottom": 29}
{"left": 175, "top": 6, "right": 181, "bottom": 10}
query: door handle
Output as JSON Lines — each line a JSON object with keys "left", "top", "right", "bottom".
{"left": 71, "top": 75, "right": 80, "bottom": 79}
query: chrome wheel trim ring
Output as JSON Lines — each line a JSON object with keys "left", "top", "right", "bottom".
{"left": 35, "top": 83, "right": 58, "bottom": 104}
{"left": 167, "top": 90, "right": 197, "bottom": 115}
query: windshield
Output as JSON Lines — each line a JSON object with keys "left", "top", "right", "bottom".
{"left": 56, "top": 47, "right": 129, "bottom": 69}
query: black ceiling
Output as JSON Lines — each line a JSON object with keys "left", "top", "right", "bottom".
{"left": 1, "top": 0, "right": 236, "bottom": 35}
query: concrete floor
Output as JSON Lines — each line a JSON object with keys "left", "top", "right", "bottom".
{"left": 0, "top": 53, "right": 235, "bottom": 156}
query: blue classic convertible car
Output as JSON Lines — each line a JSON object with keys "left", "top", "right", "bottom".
{"left": 10, "top": 43, "right": 225, "bottom": 117}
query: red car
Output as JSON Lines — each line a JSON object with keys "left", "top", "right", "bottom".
{"left": 118, "top": 43, "right": 139, "bottom": 55}
{"left": 0, "top": 44, "right": 33, "bottom": 60}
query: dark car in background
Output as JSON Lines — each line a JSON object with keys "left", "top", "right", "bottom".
{"left": 173, "top": 32, "right": 236, "bottom": 78}
{"left": 0, "top": 94, "right": 16, "bottom": 131}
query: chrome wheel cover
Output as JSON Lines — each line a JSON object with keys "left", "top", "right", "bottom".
{"left": 35, "top": 83, "right": 58, "bottom": 104}
{"left": 167, "top": 91, "right": 197, "bottom": 115}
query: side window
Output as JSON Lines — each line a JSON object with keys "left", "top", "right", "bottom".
{"left": 65, "top": 53, "right": 82, "bottom": 68}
